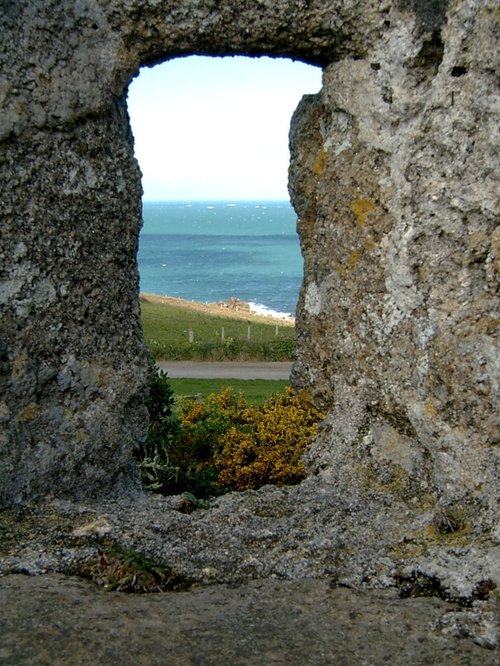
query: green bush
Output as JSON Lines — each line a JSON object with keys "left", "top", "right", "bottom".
{"left": 147, "top": 339, "right": 295, "bottom": 362}
{"left": 146, "top": 366, "right": 177, "bottom": 421}
{"left": 134, "top": 368, "right": 182, "bottom": 492}
{"left": 167, "top": 389, "right": 249, "bottom": 498}
{"left": 135, "top": 371, "right": 324, "bottom": 500}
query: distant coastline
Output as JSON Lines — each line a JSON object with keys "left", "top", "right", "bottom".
{"left": 138, "top": 201, "right": 302, "bottom": 317}
{"left": 140, "top": 293, "right": 295, "bottom": 325}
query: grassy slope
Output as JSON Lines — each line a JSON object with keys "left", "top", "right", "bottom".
{"left": 141, "top": 300, "right": 296, "bottom": 361}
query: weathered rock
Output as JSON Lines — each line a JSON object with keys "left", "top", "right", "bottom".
{"left": 0, "top": 0, "right": 498, "bottom": 622}
{"left": 1, "top": 572, "right": 498, "bottom": 665}
{"left": 0, "top": 0, "right": 384, "bottom": 506}
{"left": 0, "top": 97, "right": 150, "bottom": 503}
{"left": 289, "top": 0, "right": 499, "bottom": 566}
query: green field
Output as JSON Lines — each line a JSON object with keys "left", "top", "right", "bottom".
{"left": 169, "top": 378, "right": 289, "bottom": 405}
{"left": 141, "top": 300, "right": 295, "bottom": 361}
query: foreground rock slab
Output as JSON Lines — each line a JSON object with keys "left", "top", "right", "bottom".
{"left": 0, "top": 574, "right": 497, "bottom": 665}
{"left": 1, "top": 490, "right": 498, "bottom": 659}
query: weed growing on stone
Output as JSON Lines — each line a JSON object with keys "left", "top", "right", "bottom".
{"left": 177, "top": 492, "right": 212, "bottom": 513}
{"left": 433, "top": 504, "right": 468, "bottom": 536}
{"left": 77, "top": 545, "right": 192, "bottom": 593}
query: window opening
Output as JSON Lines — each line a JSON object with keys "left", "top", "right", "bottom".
{"left": 127, "top": 55, "right": 321, "bottom": 322}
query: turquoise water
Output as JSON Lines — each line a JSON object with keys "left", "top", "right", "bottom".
{"left": 138, "top": 201, "right": 303, "bottom": 318}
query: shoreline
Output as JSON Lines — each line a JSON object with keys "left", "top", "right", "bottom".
{"left": 140, "top": 292, "right": 296, "bottom": 326}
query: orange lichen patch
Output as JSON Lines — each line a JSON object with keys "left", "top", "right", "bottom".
{"left": 16, "top": 403, "right": 37, "bottom": 421}
{"left": 312, "top": 148, "right": 327, "bottom": 177}
{"left": 351, "top": 197, "right": 375, "bottom": 227}
{"left": 347, "top": 249, "right": 361, "bottom": 270}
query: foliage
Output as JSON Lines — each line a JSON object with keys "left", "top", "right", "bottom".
{"left": 145, "top": 365, "right": 177, "bottom": 422}
{"left": 168, "top": 388, "right": 249, "bottom": 498}
{"left": 175, "top": 386, "right": 324, "bottom": 495}
{"left": 136, "top": 369, "right": 325, "bottom": 500}
{"left": 77, "top": 545, "right": 192, "bottom": 593}
{"left": 214, "top": 388, "right": 325, "bottom": 491}
{"left": 134, "top": 368, "right": 182, "bottom": 493}
{"left": 146, "top": 337, "right": 295, "bottom": 362}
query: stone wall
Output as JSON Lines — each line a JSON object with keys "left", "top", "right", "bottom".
{"left": 0, "top": 98, "right": 149, "bottom": 503}
{"left": 290, "top": 1, "right": 499, "bottom": 540}
{"left": 0, "top": 0, "right": 498, "bottom": 565}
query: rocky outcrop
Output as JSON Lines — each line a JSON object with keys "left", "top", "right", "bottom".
{"left": 0, "top": 0, "right": 498, "bottom": 604}
{"left": 289, "top": 0, "right": 499, "bottom": 552}
{"left": 0, "top": 0, "right": 381, "bottom": 505}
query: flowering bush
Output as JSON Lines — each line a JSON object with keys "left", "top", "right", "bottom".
{"left": 171, "top": 388, "right": 250, "bottom": 497}
{"left": 136, "top": 372, "right": 325, "bottom": 499}
{"left": 214, "top": 388, "right": 325, "bottom": 491}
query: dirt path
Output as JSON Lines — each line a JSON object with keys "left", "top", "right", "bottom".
{"left": 157, "top": 361, "right": 292, "bottom": 380}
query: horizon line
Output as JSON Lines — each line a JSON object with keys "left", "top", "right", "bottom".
{"left": 142, "top": 198, "right": 292, "bottom": 203}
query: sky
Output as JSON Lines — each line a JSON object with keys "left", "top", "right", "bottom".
{"left": 127, "top": 56, "right": 322, "bottom": 201}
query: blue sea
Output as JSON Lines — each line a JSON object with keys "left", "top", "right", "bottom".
{"left": 138, "top": 201, "right": 303, "bottom": 319}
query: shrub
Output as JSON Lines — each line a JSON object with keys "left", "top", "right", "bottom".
{"left": 146, "top": 366, "right": 177, "bottom": 422}
{"left": 214, "top": 388, "right": 325, "bottom": 491}
{"left": 136, "top": 372, "right": 325, "bottom": 499}
{"left": 170, "top": 388, "right": 251, "bottom": 498}
{"left": 134, "top": 368, "right": 182, "bottom": 493}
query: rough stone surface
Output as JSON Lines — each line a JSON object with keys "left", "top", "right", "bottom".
{"left": 288, "top": 0, "right": 499, "bottom": 584}
{"left": 0, "top": 0, "right": 498, "bottom": 644}
{"left": 0, "top": 97, "right": 150, "bottom": 503}
{"left": 1, "top": 573, "right": 498, "bottom": 665}
{"left": 1, "top": 0, "right": 388, "bottom": 506}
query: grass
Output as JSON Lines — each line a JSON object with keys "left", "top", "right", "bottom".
{"left": 141, "top": 300, "right": 295, "bottom": 361}
{"left": 170, "top": 378, "right": 289, "bottom": 405}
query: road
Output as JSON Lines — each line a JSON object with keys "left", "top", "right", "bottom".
{"left": 156, "top": 361, "right": 292, "bottom": 380}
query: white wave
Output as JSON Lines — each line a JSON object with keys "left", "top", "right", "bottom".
{"left": 248, "top": 301, "right": 295, "bottom": 321}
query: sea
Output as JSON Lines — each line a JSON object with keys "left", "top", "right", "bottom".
{"left": 138, "top": 201, "right": 303, "bottom": 319}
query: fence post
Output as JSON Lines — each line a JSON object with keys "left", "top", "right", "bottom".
{"left": 247, "top": 325, "right": 251, "bottom": 341}
{"left": 275, "top": 324, "right": 279, "bottom": 337}
{"left": 221, "top": 326, "right": 225, "bottom": 342}
{"left": 188, "top": 328, "right": 194, "bottom": 343}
